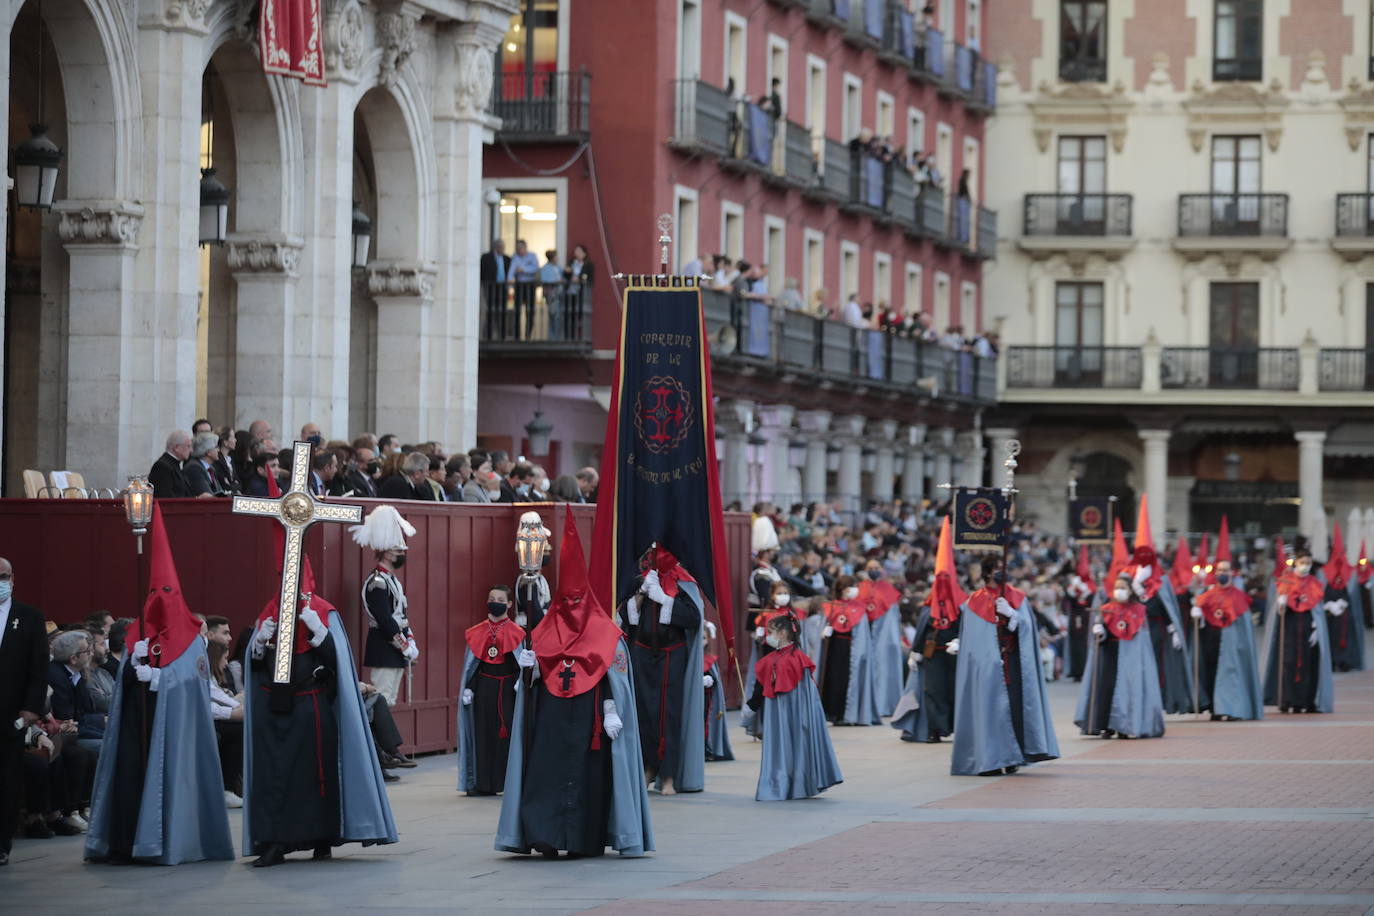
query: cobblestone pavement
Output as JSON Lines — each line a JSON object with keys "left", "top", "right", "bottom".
{"left": 5, "top": 654, "right": 1374, "bottom": 914}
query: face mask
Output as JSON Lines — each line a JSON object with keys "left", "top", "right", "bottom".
{"left": 842, "top": 586, "right": 859, "bottom": 600}
{"left": 991, "top": 570, "right": 1006, "bottom": 584}
{"left": 0, "top": 580, "right": 13, "bottom": 603}
{"left": 1113, "top": 588, "right": 1130, "bottom": 602}
{"left": 774, "top": 593, "right": 791, "bottom": 606}
{"left": 307, "top": 434, "right": 322, "bottom": 447}
{"left": 867, "top": 569, "right": 881, "bottom": 581}
{"left": 516, "top": 484, "right": 531, "bottom": 497}
{"left": 366, "top": 461, "right": 381, "bottom": 475}
{"left": 1215, "top": 573, "right": 1231, "bottom": 586}
{"left": 765, "top": 633, "right": 782, "bottom": 649}
{"left": 1296, "top": 563, "right": 1312, "bottom": 578}
{"left": 487, "top": 602, "right": 509, "bottom": 617}
{"left": 391, "top": 553, "right": 407, "bottom": 569}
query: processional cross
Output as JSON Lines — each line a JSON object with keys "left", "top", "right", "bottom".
{"left": 231, "top": 440, "right": 363, "bottom": 684}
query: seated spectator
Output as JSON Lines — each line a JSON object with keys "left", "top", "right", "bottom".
{"left": 206, "top": 640, "right": 244, "bottom": 806}
{"left": 378, "top": 451, "right": 435, "bottom": 501}
{"left": 83, "top": 628, "right": 115, "bottom": 715}
{"left": 464, "top": 468, "right": 494, "bottom": 503}
{"left": 147, "top": 430, "right": 194, "bottom": 498}
{"left": 499, "top": 462, "right": 536, "bottom": 503}
{"left": 19, "top": 704, "right": 92, "bottom": 838}
{"left": 215, "top": 427, "right": 242, "bottom": 494}
{"left": 549, "top": 474, "right": 582, "bottom": 502}
{"left": 426, "top": 455, "right": 448, "bottom": 501}
{"left": 47, "top": 631, "right": 104, "bottom": 752}
{"left": 185, "top": 432, "right": 223, "bottom": 497}
{"left": 576, "top": 467, "right": 599, "bottom": 503}
{"left": 244, "top": 453, "right": 282, "bottom": 497}
{"left": 310, "top": 449, "right": 339, "bottom": 497}
{"left": 444, "top": 454, "right": 471, "bottom": 502}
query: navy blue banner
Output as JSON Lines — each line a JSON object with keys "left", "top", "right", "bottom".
{"left": 952, "top": 487, "right": 1009, "bottom": 553}
{"left": 1069, "top": 498, "right": 1113, "bottom": 545}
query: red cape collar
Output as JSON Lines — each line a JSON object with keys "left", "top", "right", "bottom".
{"left": 824, "top": 600, "right": 866, "bottom": 633}
{"left": 465, "top": 617, "right": 525, "bottom": 660}
{"left": 1197, "top": 585, "right": 1248, "bottom": 628}
{"left": 857, "top": 579, "right": 901, "bottom": 622}
{"left": 966, "top": 585, "right": 1026, "bottom": 624}
{"left": 1120, "top": 562, "right": 1161, "bottom": 602}
{"left": 754, "top": 645, "right": 815, "bottom": 698}
{"left": 1282, "top": 576, "right": 1324, "bottom": 613}
{"left": 1100, "top": 600, "right": 1146, "bottom": 640}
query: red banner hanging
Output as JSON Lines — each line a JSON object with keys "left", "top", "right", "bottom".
{"left": 260, "top": 0, "right": 326, "bottom": 87}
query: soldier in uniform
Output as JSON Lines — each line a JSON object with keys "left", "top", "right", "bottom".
{"left": 350, "top": 505, "right": 420, "bottom": 710}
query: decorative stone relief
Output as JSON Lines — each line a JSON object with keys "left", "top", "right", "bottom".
{"left": 367, "top": 261, "right": 437, "bottom": 298}
{"left": 325, "top": 0, "right": 365, "bottom": 77}
{"left": 1028, "top": 81, "right": 1134, "bottom": 154}
{"left": 227, "top": 236, "right": 304, "bottom": 275}
{"left": 56, "top": 203, "right": 144, "bottom": 247}
{"left": 454, "top": 38, "right": 495, "bottom": 119}
{"left": 1182, "top": 79, "right": 1289, "bottom": 152}
{"left": 1339, "top": 77, "right": 1374, "bottom": 151}
{"left": 377, "top": 4, "right": 418, "bottom": 89}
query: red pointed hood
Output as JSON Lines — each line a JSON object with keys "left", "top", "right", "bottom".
{"left": 1327, "top": 523, "right": 1354, "bottom": 590}
{"left": 1168, "top": 534, "right": 1193, "bottom": 593}
{"left": 924, "top": 516, "right": 966, "bottom": 628}
{"left": 531, "top": 506, "right": 624, "bottom": 697}
{"left": 1358, "top": 539, "right": 1371, "bottom": 585}
{"left": 1215, "top": 516, "right": 1231, "bottom": 564}
{"left": 1197, "top": 532, "right": 1211, "bottom": 573}
{"left": 1131, "top": 495, "right": 1157, "bottom": 566}
{"left": 129, "top": 505, "right": 203, "bottom": 667}
{"left": 1108, "top": 517, "right": 1129, "bottom": 584}
{"left": 1076, "top": 543, "right": 1096, "bottom": 594}
{"left": 645, "top": 544, "right": 695, "bottom": 598}
{"left": 1273, "top": 536, "right": 1290, "bottom": 583}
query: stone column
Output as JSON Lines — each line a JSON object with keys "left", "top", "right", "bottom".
{"left": 757, "top": 404, "right": 796, "bottom": 507}
{"left": 901, "top": 424, "right": 928, "bottom": 504}
{"left": 797, "top": 409, "right": 832, "bottom": 504}
{"left": 1296, "top": 429, "right": 1327, "bottom": 544}
{"left": 835, "top": 414, "right": 866, "bottom": 514}
{"left": 228, "top": 235, "right": 304, "bottom": 430}
{"left": 56, "top": 203, "right": 144, "bottom": 487}
{"left": 868, "top": 419, "right": 899, "bottom": 504}
{"left": 718, "top": 400, "right": 755, "bottom": 507}
{"left": 984, "top": 426, "right": 1017, "bottom": 490}
{"left": 1138, "top": 429, "right": 1170, "bottom": 548}
{"left": 931, "top": 427, "right": 955, "bottom": 494}
{"left": 955, "top": 431, "right": 986, "bottom": 489}
{"left": 369, "top": 262, "right": 438, "bottom": 441}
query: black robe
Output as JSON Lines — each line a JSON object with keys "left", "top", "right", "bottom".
{"left": 246, "top": 635, "right": 341, "bottom": 853}
{"left": 1066, "top": 597, "right": 1092, "bottom": 681}
{"left": 1269, "top": 611, "right": 1322, "bottom": 712}
{"left": 518, "top": 679, "right": 612, "bottom": 856}
{"left": 912, "top": 612, "right": 958, "bottom": 738}
{"left": 623, "top": 589, "right": 700, "bottom": 779}
{"left": 469, "top": 650, "right": 519, "bottom": 795}
{"left": 1081, "top": 636, "right": 1121, "bottom": 734}
{"left": 98, "top": 662, "right": 154, "bottom": 859}
{"left": 1195, "top": 623, "right": 1223, "bottom": 712}
{"left": 1143, "top": 593, "right": 1193, "bottom": 714}
{"left": 820, "top": 630, "right": 852, "bottom": 723}
{"left": 1325, "top": 584, "right": 1360, "bottom": 672}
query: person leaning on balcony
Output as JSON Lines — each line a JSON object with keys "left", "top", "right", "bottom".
{"left": 564, "top": 244, "right": 594, "bottom": 340}
{"left": 776, "top": 277, "right": 804, "bottom": 312}
{"left": 758, "top": 78, "right": 783, "bottom": 122}
{"left": 809, "top": 287, "right": 831, "bottom": 319}
{"left": 841, "top": 293, "right": 867, "bottom": 329}
{"left": 510, "top": 240, "right": 541, "bottom": 339}
{"left": 480, "top": 239, "right": 511, "bottom": 339}
{"left": 539, "top": 250, "right": 563, "bottom": 341}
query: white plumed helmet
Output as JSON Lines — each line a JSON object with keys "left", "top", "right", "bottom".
{"left": 350, "top": 504, "right": 417, "bottom": 552}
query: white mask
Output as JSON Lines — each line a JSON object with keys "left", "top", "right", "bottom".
{"left": 1295, "top": 562, "right": 1312, "bottom": 578}
{"left": 774, "top": 593, "right": 791, "bottom": 606}
{"left": 842, "top": 586, "right": 859, "bottom": 600}
{"left": 1112, "top": 588, "right": 1130, "bottom": 603}
{"left": 765, "top": 633, "right": 782, "bottom": 649}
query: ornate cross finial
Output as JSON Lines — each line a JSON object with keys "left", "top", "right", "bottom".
{"left": 657, "top": 213, "right": 674, "bottom": 274}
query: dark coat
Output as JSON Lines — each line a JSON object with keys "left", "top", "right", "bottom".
{"left": 148, "top": 452, "right": 192, "bottom": 498}
{"left": 377, "top": 474, "right": 433, "bottom": 501}
{"left": 184, "top": 459, "right": 219, "bottom": 496}
{"left": 0, "top": 601, "right": 49, "bottom": 728}
{"left": 48, "top": 659, "right": 103, "bottom": 736}
{"left": 480, "top": 251, "right": 511, "bottom": 284}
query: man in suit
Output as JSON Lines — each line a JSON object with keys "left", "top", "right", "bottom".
{"left": 148, "top": 430, "right": 194, "bottom": 498}
{"left": 378, "top": 452, "right": 435, "bottom": 501}
{"left": 333, "top": 447, "right": 378, "bottom": 498}
{"left": 48, "top": 630, "right": 105, "bottom": 752}
{"left": 310, "top": 449, "right": 338, "bottom": 497}
{"left": 498, "top": 462, "right": 535, "bottom": 504}
{"left": 479, "top": 239, "right": 511, "bottom": 339}
{"left": 184, "top": 432, "right": 222, "bottom": 496}
{"left": 0, "top": 557, "right": 51, "bottom": 866}
{"left": 244, "top": 453, "right": 282, "bottom": 497}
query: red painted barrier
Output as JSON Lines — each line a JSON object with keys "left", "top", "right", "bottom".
{"left": 0, "top": 499, "right": 751, "bottom": 753}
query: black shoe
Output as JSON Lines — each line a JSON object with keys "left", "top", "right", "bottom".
{"left": 49, "top": 820, "right": 82, "bottom": 837}
{"left": 24, "top": 821, "right": 53, "bottom": 840}
{"left": 0, "top": 852, "right": 8, "bottom": 866}
{"left": 379, "top": 753, "right": 398, "bottom": 769}
{"left": 1279, "top": 704, "right": 1290, "bottom": 713}
{"left": 389, "top": 753, "right": 417, "bottom": 769}
{"left": 924, "top": 735, "right": 942, "bottom": 743}
{"left": 382, "top": 771, "right": 400, "bottom": 783}
{"left": 532, "top": 842, "right": 559, "bottom": 859}
{"left": 1003, "top": 766, "right": 1020, "bottom": 775}
{"left": 252, "top": 845, "right": 287, "bottom": 868}
{"left": 312, "top": 843, "right": 332, "bottom": 860}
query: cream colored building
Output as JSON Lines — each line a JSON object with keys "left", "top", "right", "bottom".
{"left": 981, "top": 0, "right": 1374, "bottom": 555}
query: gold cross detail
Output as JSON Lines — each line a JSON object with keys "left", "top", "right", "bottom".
{"left": 231, "top": 440, "right": 363, "bottom": 683}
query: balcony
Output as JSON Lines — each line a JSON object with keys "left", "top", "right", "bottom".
{"left": 1332, "top": 193, "right": 1374, "bottom": 260}
{"left": 843, "top": 150, "right": 887, "bottom": 216}
{"left": 803, "top": 138, "right": 852, "bottom": 203}
{"left": 915, "top": 27, "right": 945, "bottom": 82}
{"left": 1005, "top": 347, "right": 1144, "bottom": 389}
{"left": 1174, "top": 193, "right": 1291, "bottom": 260}
{"left": 669, "top": 79, "right": 731, "bottom": 156}
{"left": 1318, "top": 348, "right": 1374, "bottom": 391}
{"left": 915, "top": 186, "right": 946, "bottom": 240}
{"left": 1160, "top": 348, "right": 1298, "bottom": 391}
{"left": 805, "top": 0, "right": 847, "bottom": 27}
{"left": 478, "top": 280, "right": 593, "bottom": 356}
{"left": 841, "top": 0, "right": 885, "bottom": 50}
{"left": 492, "top": 70, "right": 590, "bottom": 142}
{"left": 1020, "top": 193, "right": 1135, "bottom": 259}
{"left": 701, "top": 288, "right": 996, "bottom": 405}
{"left": 722, "top": 101, "right": 777, "bottom": 176}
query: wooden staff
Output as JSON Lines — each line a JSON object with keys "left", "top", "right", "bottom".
{"left": 1275, "top": 600, "right": 1286, "bottom": 712}
{"left": 1086, "top": 608, "right": 1103, "bottom": 735}
{"left": 1192, "top": 613, "right": 1202, "bottom": 718}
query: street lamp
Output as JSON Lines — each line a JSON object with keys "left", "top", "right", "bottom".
{"left": 1223, "top": 449, "right": 1242, "bottom": 483}
{"left": 14, "top": 8, "right": 62, "bottom": 211}
{"left": 1067, "top": 451, "right": 1085, "bottom": 501}
{"left": 198, "top": 168, "right": 230, "bottom": 246}
{"left": 524, "top": 384, "right": 554, "bottom": 456}
{"left": 485, "top": 187, "right": 502, "bottom": 248}
{"left": 351, "top": 200, "right": 373, "bottom": 269}
{"left": 121, "top": 475, "right": 154, "bottom": 556}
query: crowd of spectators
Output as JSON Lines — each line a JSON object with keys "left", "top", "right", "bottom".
{"left": 480, "top": 238, "right": 594, "bottom": 342}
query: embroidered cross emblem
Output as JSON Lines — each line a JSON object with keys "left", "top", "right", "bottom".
{"left": 487, "top": 645, "right": 499, "bottom": 659}
{"left": 558, "top": 660, "right": 576, "bottom": 692}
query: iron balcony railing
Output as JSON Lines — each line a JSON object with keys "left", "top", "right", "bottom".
{"left": 479, "top": 279, "right": 593, "bottom": 351}
{"left": 916, "top": 186, "right": 946, "bottom": 239}
{"left": 670, "top": 79, "right": 732, "bottom": 155}
{"left": 700, "top": 288, "right": 996, "bottom": 405}
{"left": 1060, "top": 56, "right": 1107, "bottom": 83}
{"left": 813, "top": 138, "right": 852, "bottom": 200}
{"left": 916, "top": 27, "right": 945, "bottom": 79}
{"left": 1160, "top": 347, "right": 1299, "bottom": 390}
{"left": 1024, "top": 193, "right": 1134, "bottom": 236}
{"left": 492, "top": 69, "right": 590, "bottom": 140}
{"left": 842, "top": 0, "right": 885, "bottom": 46}
{"left": 1335, "top": 193, "right": 1374, "bottom": 237}
{"left": 1318, "top": 348, "right": 1374, "bottom": 391}
{"left": 1005, "top": 346, "right": 1144, "bottom": 388}
{"left": 1178, "top": 193, "right": 1288, "bottom": 237}
{"left": 975, "top": 206, "right": 998, "bottom": 260}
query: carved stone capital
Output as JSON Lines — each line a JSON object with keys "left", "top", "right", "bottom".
{"left": 141, "top": 0, "right": 211, "bottom": 34}
{"left": 367, "top": 260, "right": 437, "bottom": 298}
{"left": 55, "top": 201, "right": 145, "bottom": 248}
{"left": 451, "top": 20, "right": 506, "bottom": 121}
{"left": 324, "top": 0, "right": 366, "bottom": 81}
{"left": 226, "top": 234, "right": 304, "bottom": 276}
{"left": 376, "top": 1, "right": 421, "bottom": 89}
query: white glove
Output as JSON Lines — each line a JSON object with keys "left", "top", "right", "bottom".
{"left": 995, "top": 597, "right": 1015, "bottom": 618}
{"left": 516, "top": 648, "right": 536, "bottom": 669}
{"left": 254, "top": 618, "right": 276, "bottom": 646}
{"left": 822, "top": 625, "right": 834, "bottom": 638}
{"left": 642, "top": 569, "right": 660, "bottom": 593}
{"left": 602, "top": 699, "right": 623, "bottom": 740}
{"left": 135, "top": 665, "right": 162, "bottom": 692}
{"left": 658, "top": 599, "right": 675, "bottom": 625}
{"left": 132, "top": 639, "right": 150, "bottom": 661}
{"left": 1327, "top": 600, "right": 1348, "bottom": 617}
{"left": 946, "top": 637, "right": 960, "bottom": 656}
{"left": 704, "top": 620, "right": 717, "bottom": 639}
{"left": 643, "top": 571, "right": 671, "bottom": 606}
{"left": 403, "top": 639, "right": 420, "bottom": 662}
{"left": 1092, "top": 623, "right": 1106, "bottom": 639}
{"left": 703, "top": 674, "right": 714, "bottom": 688}
{"left": 1133, "top": 565, "right": 1152, "bottom": 585}
{"left": 1171, "top": 628, "right": 1183, "bottom": 650}
{"left": 1132, "top": 580, "right": 1150, "bottom": 600}
{"left": 755, "top": 626, "right": 766, "bottom": 639}
{"left": 1190, "top": 605, "right": 1204, "bottom": 621}
{"left": 907, "top": 654, "right": 919, "bottom": 670}
{"left": 1308, "top": 625, "right": 1320, "bottom": 647}
{"left": 461, "top": 688, "right": 473, "bottom": 706}
{"left": 1005, "top": 613, "right": 1020, "bottom": 632}
{"left": 300, "top": 608, "right": 328, "bottom": 647}
{"left": 626, "top": 599, "right": 641, "bottom": 626}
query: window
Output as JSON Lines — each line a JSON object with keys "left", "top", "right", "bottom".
{"left": 960, "top": 281, "right": 978, "bottom": 331}
{"left": 843, "top": 74, "right": 862, "bottom": 142}
{"left": 966, "top": 0, "right": 980, "bottom": 48}
{"left": 939, "top": 0, "right": 955, "bottom": 31}
{"left": 720, "top": 200, "right": 744, "bottom": 261}
{"left": 840, "top": 241, "right": 860, "bottom": 303}
{"left": 678, "top": 0, "right": 701, "bottom": 80}
{"left": 1209, "top": 282, "right": 1259, "bottom": 349}
{"left": 724, "top": 12, "right": 747, "bottom": 93}
{"left": 1057, "top": 135, "right": 1107, "bottom": 231}
{"left": 803, "top": 229, "right": 825, "bottom": 307}
{"left": 936, "top": 123, "right": 953, "bottom": 187}
{"left": 876, "top": 91, "right": 895, "bottom": 140}
{"left": 906, "top": 108, "right": 926, "bottom": 157}
{"left": 904, "top": 263, "right": 923, "bottom": 315}
{"left": 1367, "top": 132, "right": 1374, "bottom": 192}
{"left": 767, "top": 36, "right": 788, "bottom": 111}
{"left": 1214, "top": 0, "right": 1262, "bottom": 82}
{"left": 934, "top": 272, "right": 951, "bottom": 330}
{"left": 764, "top": 216, "right": 786, "bottom": 294}
{"left": 1054, "top": 281, "right": 1104, "bottom": 382}
{"left": 1059, "top": 1, "right": 1106, "bottom": 83}
{"left": 873, "top": 252, "right": 892, "bottom": 310}
{"left": 1211, "top": 135, "right": 1261, "bottom": 192}
{"left": 674, "top": 185, "right": 699, "bottom": 272}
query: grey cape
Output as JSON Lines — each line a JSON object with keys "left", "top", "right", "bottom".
{"left": 1260, "top": 599, "right": 1335, "bottom": 713}
{"left": 84, "top": 640, "right": 234, "bottom": 864}
{"left": 1074, "top": 627, "right": 1166, "bottom": 738}
{"left": 869, "top": 602, "right": 905, "bottom": 717}
{"left": 705, "top": 657, "right": 734, "bottom": 760}
{"left": 756, "top": 667, "right": 842, "bottom": 800}
{"left": 1209, "top": 612, "right": 1265, "bottom": 720}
